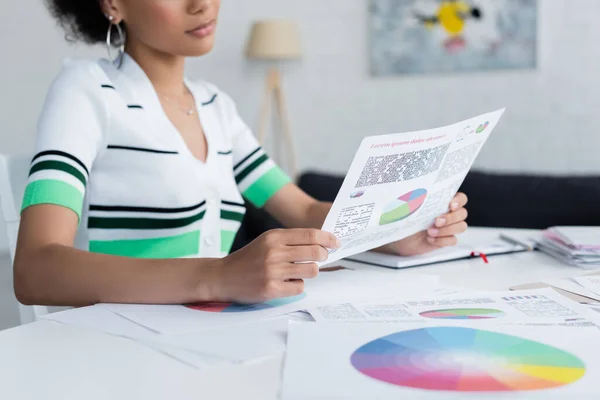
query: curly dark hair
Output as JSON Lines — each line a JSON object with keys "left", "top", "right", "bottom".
{"left": 45, "top": 0, "right": 115, "bottom": 44}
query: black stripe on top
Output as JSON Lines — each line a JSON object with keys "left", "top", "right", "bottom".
{"left": 90, "top": 200, "right": 206, "bottom": 214}
{"left": 88, "top": 211, "right": 206, "bottom": 230}
{"left": 127, "top": 105, "right": 144, "bottom": 109}
{"left": 106, "top": 145, "right": 179, "bottom": 155}
{"left": 201, "top": 94, "right": 218, "bottom": 106}
{"left": 233, "top": 147, "right": 261, "bottom": 171}
{"left": 31, "top": 150, "right": 89, "bottom": 176}
{"left": 29, "top": 160, "right": 87, "bottom": 186}
{"left": 221, "top": 200, "right": 245, "bottom": 208}
{"left": 235, "top": 154, "right": 268, "bottom": 184}
{"left": 101, "top": 84, "right": 116, "bottom": 90}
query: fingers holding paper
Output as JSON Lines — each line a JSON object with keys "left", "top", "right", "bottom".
{"left": 427, "top": 193, "right": 469, "bottom": 245}
{"left": 214, "top": 228, "right": 339, "bottom": 304}
{"left": 376, "top": 192, "right": 469, "bottom": 257}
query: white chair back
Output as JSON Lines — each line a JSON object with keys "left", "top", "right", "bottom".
{"left": 0, "top": 154, "right": 49, "bottom": 324}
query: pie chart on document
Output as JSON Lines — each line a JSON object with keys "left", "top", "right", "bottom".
{"left": 379, "top": 189, "right": 427, "bottom": 225}
{"left": 185, "top": 292, "right": 307, "bottom": 313}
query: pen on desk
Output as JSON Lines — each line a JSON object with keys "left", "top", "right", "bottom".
{"left": 499, "top": 233, "right": 534, "bottom": 251}
{"left": 470, "top": 252, "right": 489, "bottom": 264}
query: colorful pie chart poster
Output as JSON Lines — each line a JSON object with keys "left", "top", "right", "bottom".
{"left": 420, "top": 308, "right": 505, "bottom": 320}
{"left": 379, "top": 189, "right": 427, "bottom": 226}
{"left": 281, "top": 323, "right": 599, "bottom": 400}
{"left": 351, "top": 327, "right": 585, "bottom": 392}
{"left": 186, "top": 292, "right": 307, "bottom": 313}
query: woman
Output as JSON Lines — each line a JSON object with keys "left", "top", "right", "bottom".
{"left": 14, "top": 0, "right": 469, "bottom": 307}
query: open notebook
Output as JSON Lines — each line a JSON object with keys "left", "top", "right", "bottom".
{"left": 347, "top": 234, "right": 532, "bottom": 269}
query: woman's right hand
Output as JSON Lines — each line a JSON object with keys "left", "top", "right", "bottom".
{"left": 209, "top": 229, "right": 340, "bottom": 304}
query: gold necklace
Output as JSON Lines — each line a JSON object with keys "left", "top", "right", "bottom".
{"left": 162, "top": 95, "right": 196, "bottom": 116}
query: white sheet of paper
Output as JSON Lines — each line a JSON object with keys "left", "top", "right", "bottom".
{"left": 574, "top": 276, "right": 600, "bottom": 297}
{"left": 544, "top": 278, "right": 600, "bottom": 301}
{"left": 40, "top": 306, "right": 228, "bottom": 369}
{"left": 307, "top": 288, "right": 600, "bottom": 328}
{"left": 584, "top": 303, "right": 600, "bottom": 315}
{"left": 281, "top": 322, "right": 600, "bottom": 400}
{"left": 319, "top": 109, "right": 505, "bottom": 266}
{"left": 41, "top": 305, "right": 312, "bottom": 367}
{"left": 99, "top": 270, "right": 439, "bottom": 334}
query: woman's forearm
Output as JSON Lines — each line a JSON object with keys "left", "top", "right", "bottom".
{"left": 264, "top": 184, "right": 333, "bottom": 229}
{"left": 13, "top": 243, "right": 219, "bottom": 307}
{"left": 306, "top": 201, "right": 333, "bottom": 229}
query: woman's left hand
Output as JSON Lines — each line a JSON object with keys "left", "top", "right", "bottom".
{"left": 377, "top": 193, "right": 469, "bottom": 257}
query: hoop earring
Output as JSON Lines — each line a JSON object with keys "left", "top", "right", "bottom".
{"left": 106, "top": 16, "right": 125, "bottom": 68}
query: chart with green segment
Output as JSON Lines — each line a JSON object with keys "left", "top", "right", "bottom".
{"left": 185, "top": 293, "right": 307, "bottom": 313}
{"left": 350, "top": 326, "right": 586, "bottom": 392}
{"left": 420, "top": 308, "right": 505, "bottom": 320}
{"left": 379, "top": 189, "right": 427, "bottom": 226}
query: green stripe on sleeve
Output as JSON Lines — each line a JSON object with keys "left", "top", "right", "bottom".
{"left": 242, "top": 166, "right": 291, "bottom": 208}
{"left": 21, "top": 179, "right": 84, "bottom": 220}
{"left": 235, "top": 154, "right": 269, "bottom": 184}
{"left": 220, "top": 230, "right": 237, "bottom": 254}
{"left": 90, "top": 230, "right": 200, "bottom": 258}
{"left": 29, "top": 160, "right": 87, "bottom": 187}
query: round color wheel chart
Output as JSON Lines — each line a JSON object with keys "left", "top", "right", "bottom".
{"left": 420, "top": 308, "right": 505, "bottom": 320}
{"left": 379, "top": 189, "right": 427, "bottom": 226}
{"left": 185, "top": 292, "right": 307, "bottom": 313}
{"left": 350, "top": 327, "right": 585, "bottom": 392}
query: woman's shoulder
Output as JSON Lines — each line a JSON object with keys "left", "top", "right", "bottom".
{"left": 49, "top": 58, "right": 112, "bottom": 94}
{"left": 39, "top": 59, "right": 112, "bottom": 137}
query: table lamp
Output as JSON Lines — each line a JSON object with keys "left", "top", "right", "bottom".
{"left": 246, "top": 20, "right": 303, "bottom": 178}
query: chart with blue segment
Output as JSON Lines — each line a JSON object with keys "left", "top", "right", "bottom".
{"left": 350, "top": 326, "right": 586, "bottom": 392}
{"left": 420, "top": 308, "right": 505, "bottom": 320}
{"left": 379, "top": 189, "right": 427, "bottom": 225}
{"left": 186, "top": 293, "right": 307, "bottom": 313}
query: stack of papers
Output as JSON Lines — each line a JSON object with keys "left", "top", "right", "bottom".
{"left": 537, "top": 227, "right": 600, "bottom": 268}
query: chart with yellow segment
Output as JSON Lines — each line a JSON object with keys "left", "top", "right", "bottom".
{"left": 351, "top": 327, "right": 586, "bottom": 392}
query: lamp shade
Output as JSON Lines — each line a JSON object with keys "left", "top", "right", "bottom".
{"left": 246, "top": 20, "right": 303, "bottom": 60}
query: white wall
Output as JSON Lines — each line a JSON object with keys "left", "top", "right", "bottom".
{"left": 197, "top": 0, "right": 600, "bottom": 176}
{"left": 1, "top": 0, "right": 599, "bottom": 252}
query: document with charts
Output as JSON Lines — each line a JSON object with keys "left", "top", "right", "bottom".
{"left": 307, "top": 288, "right": 600, "bottom": 328}
{"left": 281, "top": 322, "right": 600, "bottom": 400}
{"left": 320, "top": 109, "right": 505, "bottom": 266}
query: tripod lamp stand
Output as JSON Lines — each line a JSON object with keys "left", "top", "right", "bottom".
{"left": 246, "top": 20, "right": 303, "bottom": 178}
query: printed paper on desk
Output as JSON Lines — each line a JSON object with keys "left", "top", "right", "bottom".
{"left": 280, "top": 322, "right": 600, "bottom": 400}
{"left": 100, "top": 270, "right": 439, "bottom": 335}
{"left": 41, "top": 305, "right": 299, "bottom": 366}
{"left": 574, "top": 276, "right": 600, "bottom": 297}
{"left": 320, "top": 109, "right": 506, "bottom": 266}
{"left": 307, "top": 288, "right": 600, "bottom": 328}
{"left": 40, "top": 306, "right": 231, "bottom": 369}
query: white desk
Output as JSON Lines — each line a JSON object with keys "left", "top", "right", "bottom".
{"left": 0, "top": 228, "right": 585, "bottom": 400}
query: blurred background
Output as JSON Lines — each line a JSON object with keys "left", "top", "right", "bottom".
{"left": 1, "top": 0, "right": 599, "bottom": 329}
